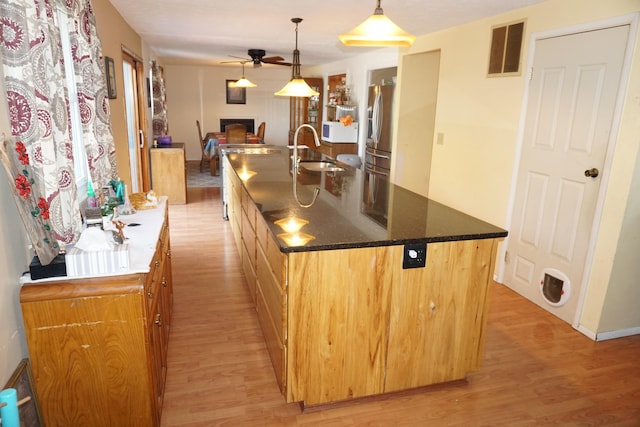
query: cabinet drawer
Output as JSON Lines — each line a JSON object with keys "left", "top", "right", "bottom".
{"left": 255, "top": 215, "right": 286, "bottom": 287}
{"left": 146, "top": 251, "right": 163, "bottom": 312}
{"left": 257, "top": 244, "right": 286, "bottom": 343}
{"left": 242, "top": 209, "right": 256, "bottom": 266}
{"left": 256, "top": 284, "right": 286, "bottom": 393}
{"left": 242, "top": 239, "right": 257, "bottom": 304}
{"left": 159, "top": 223, "right": 170, "bottom": 259}
{"left": 241, "top": 186, "right": 249, "bottom": 215}
{"left": 247, "top": 199, "right": 258, "bottom": 231}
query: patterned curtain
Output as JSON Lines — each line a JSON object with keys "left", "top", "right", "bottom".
{"left": 0, "top": 0, "right": 116, "bottom": 264}
{"left": 66, "top": 0, "right": 117, "bottom": 186}
{"left": 151, "top": 61, "right": 168, "bottom": 137}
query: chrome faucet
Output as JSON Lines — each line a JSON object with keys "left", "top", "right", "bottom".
{"left": 292, "top": 123, "right": 321, "bottom": 173}
{"left": 292, "top": 123, "right": 321, "bottom": 207}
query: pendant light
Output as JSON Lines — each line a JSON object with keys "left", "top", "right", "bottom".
{"left": 275, "top": 18, "right": 319, "bottom": 97}
{"left": 228, "top": 62, "right": 256, "bottom": 88}
{"left": 339, "top": 0, "right": 415, "bottom": 47}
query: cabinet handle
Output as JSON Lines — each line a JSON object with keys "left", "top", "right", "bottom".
{"left": 166, "top": 250, "right": 171, "bottom": 259}
{"left": 148, "top": 289, "right": 153, "bottom": 299}
{"left": 155, "top": 313, "right": 162, "bottom": 326}
{"left": 155, "top": 260, "right": 161, "bottom": 268}
{"left": 161, "top": 278, "right": 167, "bottom": 287}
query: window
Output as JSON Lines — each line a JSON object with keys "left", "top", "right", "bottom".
{"left": 56, "top": 4, "right": 90, "bottom": 197}
{"left": 488, "top": 20, "right": 525, "bottom": 76}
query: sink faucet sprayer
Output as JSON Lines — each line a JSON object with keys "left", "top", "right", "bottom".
{"left": 292, "top": 124, "right": 321, "bottom": 208}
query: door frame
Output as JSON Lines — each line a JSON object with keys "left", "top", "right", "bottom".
{"left": 498, "top": 12, "right": 639, "bottom": 330}
{"left": 122, "top": 49, "right": 151, "bottom": 192}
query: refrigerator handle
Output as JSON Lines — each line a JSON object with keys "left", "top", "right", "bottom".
{"left": 365, "top": 166, "right": 389, "bottom": 177}
{"left": 372, "top": 89, "right": 382, "bottom": 145}
{"left": 367, "top": 151, "right": 390, "bottom": 160}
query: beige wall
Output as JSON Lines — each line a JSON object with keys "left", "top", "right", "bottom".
{"left": 398, "top": 0, "right": 640, "bottom": 337}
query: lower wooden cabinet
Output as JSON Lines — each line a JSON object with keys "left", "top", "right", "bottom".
{"left": 20, "top": 208, "right": 173, "bottom": 427}
{"left": 150, "top": 143, "right": 186, "bottom": 204}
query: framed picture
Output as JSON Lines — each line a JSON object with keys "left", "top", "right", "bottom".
{"left": 105, "top": 56, "right": 117, "bottom": 99}
{"left": 226, "top": 80, "right": 246, "bottom": 104}
{"left": 3, "top": 358, "right": 44, "bottom": 427}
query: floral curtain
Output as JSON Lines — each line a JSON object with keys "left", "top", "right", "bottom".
{"left": 0, "top": 0, "right": 116, "bottom": 264}
{"left": 151, "top": 61, "right": 168, "bottom": 137}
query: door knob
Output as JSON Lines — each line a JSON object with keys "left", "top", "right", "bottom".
{"left": 584, "top": 168, "right": 599, "bottom": 178}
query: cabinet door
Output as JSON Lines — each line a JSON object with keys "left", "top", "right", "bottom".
{"left": 286, "top": 246, "right": 394, "bottom": 405}
{"left": 150, "top": 147, "right": 186, "bottom": 204}
{"left": 21, "top": 289, "right": 155, "bottom": 427}
{"left": 384, "top": 239, "right": 497, "bottom": 392}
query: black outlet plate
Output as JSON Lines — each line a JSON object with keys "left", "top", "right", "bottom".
{"left": 402, "top": 243, "right": 426, "bottom": 269}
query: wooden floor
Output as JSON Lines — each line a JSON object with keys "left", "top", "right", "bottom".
{"left": 161, "top": 187, "right": 640, "bottom": 426}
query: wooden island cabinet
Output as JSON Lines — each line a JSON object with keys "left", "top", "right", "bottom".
{"left": 224, "top": 151, "right": 506, "bottom": 408}
{"left": 20, "top": 202, "right": 173, "bottom": 427}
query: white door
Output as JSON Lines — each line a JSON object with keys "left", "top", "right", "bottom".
{"left": 503, "top": 25, "right": 629, "bottom": 324}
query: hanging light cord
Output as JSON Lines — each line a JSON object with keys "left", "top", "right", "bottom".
{"left": 290, "top": 18, "right": 302, "bottom": 79}
{"left": 374, "top": 0, "right": 383, "bottom": 15}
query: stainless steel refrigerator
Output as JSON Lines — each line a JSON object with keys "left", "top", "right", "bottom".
{"left": 363, "top": 84, "right": 394, "bottom": 226}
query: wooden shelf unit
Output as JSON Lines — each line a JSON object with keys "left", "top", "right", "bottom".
{"left": 288, "top": 77, "right": 323, "bottom": 149}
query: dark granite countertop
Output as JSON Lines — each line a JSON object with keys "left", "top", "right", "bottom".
{"left": 227, "top": 147, "right": 507, "bottom": 253}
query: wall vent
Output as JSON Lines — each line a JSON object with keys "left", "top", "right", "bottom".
{"left": 488, "top": 20, "right": 525, "bottom": 76}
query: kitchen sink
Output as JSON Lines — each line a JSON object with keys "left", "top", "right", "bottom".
{"left": 299, "top": 160, "right": 345, "bottom": 172}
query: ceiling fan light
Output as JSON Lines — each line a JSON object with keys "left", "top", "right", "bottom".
{"left": 339, "top": 3, "right": 415, "bottom": 47}
{"left": 228, "top": 62, "right": 257, "bottom": 88}
{"left": 229, "top": 77, "right": 256, "bottom": 88}
{"left": 274, "top": 78, "right": 319, "bottom": 97}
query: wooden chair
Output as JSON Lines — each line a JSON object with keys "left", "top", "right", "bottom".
{"left": 226, "top": 123, "right": 247, "bottom": 144}
{"left": 195, "top": 120, "right": 208, "bottom": 172}
{"left": 256, "top": 121, "right": 265, "bottom": 141}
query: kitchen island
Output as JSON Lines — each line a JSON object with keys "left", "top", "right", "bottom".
{"left": 224, "top": 147, "right": 507, "bottom": 408}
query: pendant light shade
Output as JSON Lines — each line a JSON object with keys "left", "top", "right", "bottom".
{"left": 228, "top": 62, "right": 256, "bottom": 88}
{"left": 275, "top": 18, "right": 320, "bottom": 97}
{"left": 339, "top": 0, "right": 415, "bottom": 47}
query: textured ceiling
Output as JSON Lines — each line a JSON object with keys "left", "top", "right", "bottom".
{"left": 107, "top": 0, "right": 546, "bottom": 66}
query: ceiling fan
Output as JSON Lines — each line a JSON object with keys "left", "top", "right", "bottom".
{"left": 223, "top": 49, "right": 292, "bottom": 67}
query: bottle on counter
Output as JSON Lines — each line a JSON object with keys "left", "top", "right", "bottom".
{"left": 87, "top": 181, "right": 98, "bottom": 208}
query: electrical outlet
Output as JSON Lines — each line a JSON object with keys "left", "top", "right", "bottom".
{"left": 402, "top": 243, "right": 427, "bottom": 269}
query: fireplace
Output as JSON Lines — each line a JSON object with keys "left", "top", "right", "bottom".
{"left": 220, "top": 118, "right": 254, "bottom": 134}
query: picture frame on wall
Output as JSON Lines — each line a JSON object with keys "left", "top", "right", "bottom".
{"left": 226, "top": 80, "right": 246, "bottom": 104}
{"left": 105, "top": 56, "right": 117, "bottom": 99}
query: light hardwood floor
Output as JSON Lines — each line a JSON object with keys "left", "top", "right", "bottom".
{"left": 162, "top": 187, "right": 640, "bottom": 426}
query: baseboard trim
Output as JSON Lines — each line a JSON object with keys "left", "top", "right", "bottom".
{"left": 595, "top": 326, "right": 640, "bottom": 341}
